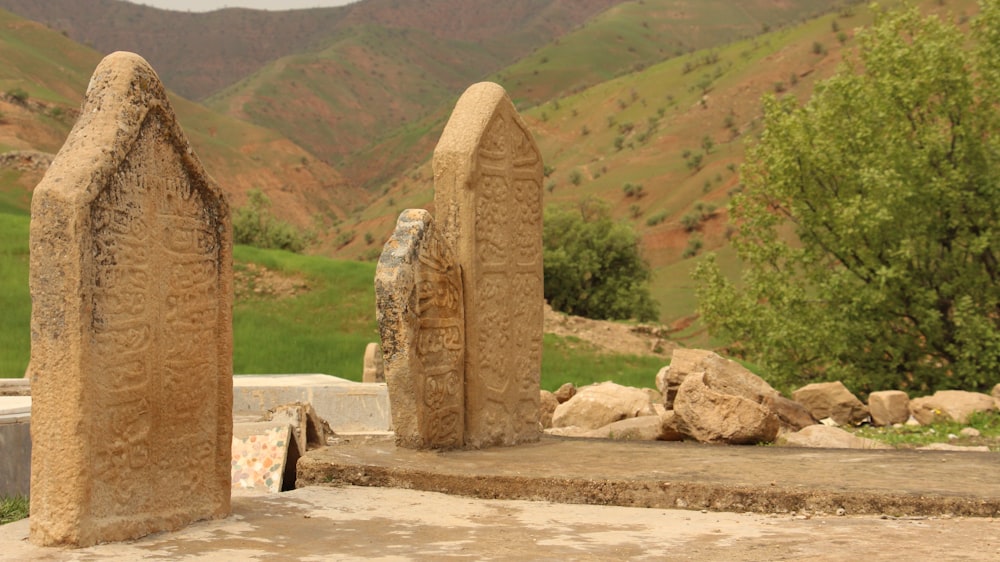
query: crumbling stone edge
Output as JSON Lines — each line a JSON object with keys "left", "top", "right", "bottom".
{"left": 297, "top": 454, "right": 999, "bottom": 519}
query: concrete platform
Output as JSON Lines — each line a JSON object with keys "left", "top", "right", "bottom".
{"left": 233, "top": 374, "right": 390, "bottom": 433}
{"left": 0, "top": 396, "right": 31, "bottom": 497}
{"left": 299, "top": 436, "right": 1000, "bottom": 518}
{"left": 1, "top": 486, "right": 997, "bottom": 561}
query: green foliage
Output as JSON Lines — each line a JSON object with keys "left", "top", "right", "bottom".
{"left": 232, "top": 189, "right": 311, "bottom": 253}
{"left": 645, "top": 210, "right": 668, "bottom": 226}
{"left": 541, "top": 334, "right": 665, "bottom": 390}
{"left": 695, "top": 3, "right": 1000, "bottom": 395}
{"left": 849, "top": 411, "right": 1000, "bottom": 451}
{"left": 0, "top": 496, "right": 29, "bottom": 525}
{"left": 5, "top": 88, "right": 28, "bottom": 105}
{"left": 0, "top": 212, "right": 29, "bottom": 378}
{"left": 569, "top": 169, "right": 583, "bottom": 186}
{"left": 544, "top": 200, "right": 658, "bottom": 322}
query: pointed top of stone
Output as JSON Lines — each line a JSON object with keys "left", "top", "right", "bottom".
{"left": 37, "top": 51, "right": 215, "bottom": 206}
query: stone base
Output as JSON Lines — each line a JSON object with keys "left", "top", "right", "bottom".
{"left": 233, "top": 375, "right": 391, "bottom": 433}
{"left": 0, "top": 397, "right": 31, "bottom": 498}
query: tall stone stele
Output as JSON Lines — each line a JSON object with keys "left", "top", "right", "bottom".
{"left": 29, "top": 52, "right": 233, "bottom": 547}
{"left": 375, "top": 83, "right": 544, "bottom": 450}
{"left": 434, "top": 82, "right": 544, "bottom": 448}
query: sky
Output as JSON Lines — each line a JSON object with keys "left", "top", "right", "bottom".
{"left": 124, "top": 0, "right": 358, "bottom": 12}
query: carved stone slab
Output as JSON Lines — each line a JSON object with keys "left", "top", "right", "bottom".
{"left": 433, "top": 82, "right": 543, "bottom": 448}
{"left": 376, "top": 209, "right": 464, "bottom": 449}
{"left": 28, "top": 52, "right": 233, "bottom": 547}
{"left": 362, "top": 342, "right": 385, "bottom": 383}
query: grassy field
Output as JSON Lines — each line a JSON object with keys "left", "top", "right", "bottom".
{"left": 0, "top": 214, "right": 666, "bottom": 389}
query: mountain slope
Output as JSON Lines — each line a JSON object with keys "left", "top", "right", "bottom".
{"left": 0, "top": 0, "right": 626, "bottom": 101}
{"left": 0, "top": 8, "right": 367, "bottom": 229}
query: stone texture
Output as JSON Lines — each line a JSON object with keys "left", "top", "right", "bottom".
{"left": 362, "top": 342, "right": 385, "bottom": 383}
{"left": 672, "top": 373, "right": 780, "bottom": 444}
{"left": 375, "top": 210, "right": 464, "bottom": 449}
{"left": 28, "top": 52, "right": 232, "bottom": 547}
{"left": 868, "top": 390, "right": 910, "bottom": 427}
{"left": 656, "top": 408, "right": 685, "bottom": 442}
{"left": 584, "top": 416, "right": 664, "bottom": 441}
{"left": 231, "top": 423, "right": 297, "bottom": 493}
{"left": 909, "top": 390, "right": 997, "bottom": 425}
{"left": 792, "top": 382, "right": 869, "bottom": 426}
{"left": 778, "top": 425, "right": 891, "bottom": 450}
{"left": 539, "top": 390, "right": 558, "bottom": 430}
{"left": 433, "top": 82, "right": 543, "bottom": 448}
{"left": 554, "top": 382, "right": 577, "bottom": 404}
{"left": 551, "top": 382, "right": 655, "bottom": 430}
{"left": 665, "top": 349, "right": 814, "bottom": 433}
{"left": 918, "top": 443, "right": 990, "bottom": 452}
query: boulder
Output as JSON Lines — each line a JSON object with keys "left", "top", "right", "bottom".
{"left": 868, "top": 390, "right": 910, "bottom": 427}
{"left": 655, "top": 406, "right": 685, "bottom": 441}
{"left": 761, "top": 393, "right": 816, "bottom": 431}
{"left": 909, "top": 390, "right": 997, "bottom": 425}
{"left": 792, "top": 382, "right": 869, "bottom": 426}
{"left": 778, "top": 425, "right": 891, "bottom": 450}
{"left": 551, "top": 381, "right": 655, "bottom": 430}
{"left": 554, "top": 382, "right": 577, "bottom": 404}
{"left": 543, "top": 426, "right": 592, "bottom": 437}
{"left": 654, "top": 365, "right": 670, "bottom": 396}
{"left": 539, "top": 390, "right": 559, "bottom": 429}
{"left": 992, "top": 383, "right": 1000, "bottom": 405}
{"left": 585, "top": 415, "right": 664, "bottom": 441}
{"left": 665, "top": 349, "right": 814, "bottom": 433}
{"left": 643, "top": 387, "right": 664, "bottom": 405}
{"left": 672, "top": 373, "right": 779, "bottom": 444}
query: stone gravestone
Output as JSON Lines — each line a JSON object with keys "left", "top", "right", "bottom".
{"left": 362, "top": 342, "right": 385, "bottom": 383}
{"left": 376, "top": 210, "right": 464, "bottom": 449}
{"left": 28, "top": 52, "right": 233, "bottom": 547}
{"left": 433, "top": 82, "right": 544, "bottom": 448}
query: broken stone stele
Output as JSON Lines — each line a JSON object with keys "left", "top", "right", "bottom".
{"left": 28, "top": 51, "right": 233, "bottom": 547}
{"left": 433, "top": 82, "right": 544, "bottom": 448}
{"left": 376, "top": 209, "right": 465, "bottom": 449}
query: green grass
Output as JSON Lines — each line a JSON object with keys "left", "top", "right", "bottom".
{"left": 0, "top": 495, "right": 28, "bottom": 525}
{"left": 848, "top": 411, "right": 1000, "bottom": 452}
{"left": 541, "top": 333, "right": 665, "bottom": 391}
{"left": 233, "top": 245, "right": 378, "bottom": 378}
{"left": 0, "top": 212, "right": 29, "bottom": 378}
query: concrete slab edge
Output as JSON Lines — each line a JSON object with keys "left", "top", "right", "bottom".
{"left": 296, "top": 456, "right": 1000, "bottom": 518}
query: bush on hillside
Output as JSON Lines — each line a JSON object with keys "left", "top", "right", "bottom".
{"left": 695, "top": 3, "right": 1000, "bottom": 395}
{"left": 232, "top": 189, "right": 311, "bottom": 253}
{"left": 544, "top": 199, "right": 658, "bottom": 322}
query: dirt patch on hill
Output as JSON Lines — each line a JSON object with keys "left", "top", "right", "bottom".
{"left": 544, "top": 303, "right": 677, "bottom": 358}
{"left": 234, "top": 262, "right": 310, "bottom": 301}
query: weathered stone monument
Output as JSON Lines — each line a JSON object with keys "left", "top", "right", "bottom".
{"left": 362, "top": 342, "right": 385, "bottom": 383}
{"left": 28, "top": 52, "right": 233, "bottom": 546}
{"left": 376, "top": 210, "right": 465, "bottom": 449}
{"left": 376, "top": 82, "right": 543, "bottom": 449}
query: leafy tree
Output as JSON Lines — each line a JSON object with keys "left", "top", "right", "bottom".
{"left": 694, "top": 4, "right": 1000, "bottom": 395}
{"left": 544, "top": 199, "right": 658, "bottom": 322}
{"left": 232, "top": 189, "right": 311, "bottom": 253}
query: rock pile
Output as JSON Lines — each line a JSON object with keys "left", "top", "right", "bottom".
{"left": 541, "top": 348, "right": 999, "bottom": 450}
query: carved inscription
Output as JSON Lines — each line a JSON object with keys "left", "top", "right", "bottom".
{"left": 88, "top": 117, "right": 224, "bottom": 518}
{"left": 434, "top": 83, "right": 543, "bottom": 448}
{"left": 376, "top": 210, "right": 464, "bottom": 449}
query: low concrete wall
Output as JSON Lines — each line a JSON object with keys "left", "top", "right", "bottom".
{"left": 233, "top": 375, "right": 391, "bottom": 433}
{"left": 0, "top": 397, "right": 31, "bottom": 498}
